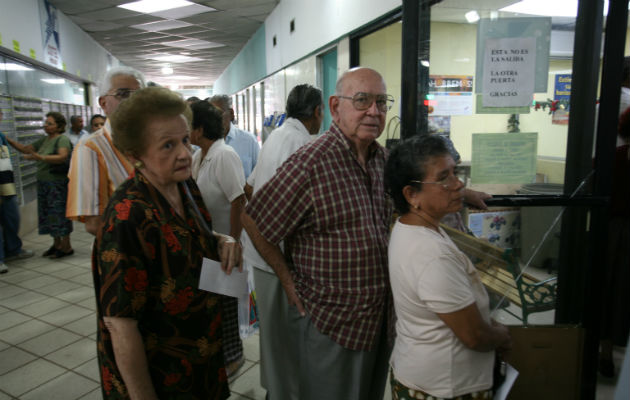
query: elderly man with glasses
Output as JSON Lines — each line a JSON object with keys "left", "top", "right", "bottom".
{"left": 242, "top": 67, "right": 394, "bottom": 400}
{"left": 66, "top": 66, "right": 145, "bottom": 234}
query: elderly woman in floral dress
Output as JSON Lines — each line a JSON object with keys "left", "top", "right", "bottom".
{"left": 94, "top": 87, "right": 241, "bottom": 399}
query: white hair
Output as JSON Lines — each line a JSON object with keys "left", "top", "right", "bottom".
{"left": 99, "top": 66, "right": 146, "bottom": 95}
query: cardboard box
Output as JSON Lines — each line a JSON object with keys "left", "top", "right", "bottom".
{"left": 505, "top": 325, "right": 583, "bottom": 400}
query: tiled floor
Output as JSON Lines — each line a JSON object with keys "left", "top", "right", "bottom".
{"left": 0, "top": 223, "right": 625, "bottom": 399}
{"left": 0, "top": 223, "right": 265, "bottom": 400}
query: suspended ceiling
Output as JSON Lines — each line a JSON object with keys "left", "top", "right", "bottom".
{"left": 47, "top": 0, "right": 279, "bottom": 87}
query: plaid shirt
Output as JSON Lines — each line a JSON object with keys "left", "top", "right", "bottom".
{"left": 246, "top": 124, "right": 392, "bottom": 351}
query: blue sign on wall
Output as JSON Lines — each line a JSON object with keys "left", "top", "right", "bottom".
{"left": 554, "top": 74, "right": 572, "bottom": 101}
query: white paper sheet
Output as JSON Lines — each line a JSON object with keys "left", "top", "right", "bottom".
{"left": 198, "top": 257, "right": 248, "bottom": 298}
{"left": 494, "top": 363, "right": 519, "bottom": 400}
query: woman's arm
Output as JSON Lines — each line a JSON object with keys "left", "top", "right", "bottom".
{"left": 104, "top": 317, "right": 158, "bottom": 400}
{"left": 229, "top": 194, "right": 246, "bottom": 240}
{"left": 214, "top": 232, "right": 242, "bottom": 275}
{"left": 6, "top": 137, "right": 35, "bottom": 154}
{"left": 24, "top": 146, "right": 69, "bottom": 163}
{"left": 437, "top": 303, "right": 512, "bottom": 352}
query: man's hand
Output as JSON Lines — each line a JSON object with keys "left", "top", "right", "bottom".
{"left": 280, "top": 277, "right": 306, "bottom": 316}
{"left": 217, "top": 234, "right": 243, "bottom": 275}
{"left": 463, "top": 188, "right": 492, "bottom": 210}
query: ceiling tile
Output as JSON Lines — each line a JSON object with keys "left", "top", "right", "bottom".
{"left": 75, "top": 6, "right": 139, "bottom": 21}
{"left": 46, "top": 0, "right": 278, "bottom": 85}
{"left": 80, "top": 21, "right": 124, "bottom": 32}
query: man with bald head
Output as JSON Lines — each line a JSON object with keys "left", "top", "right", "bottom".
{"left": 242, "top": 68, "right": 393, "bottom": 400}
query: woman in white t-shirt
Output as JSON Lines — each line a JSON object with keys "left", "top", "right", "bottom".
{"left": 384, "top": 136, "right": 512, "bottom": 400}
{"left": 190, "top": 100, "right": 247, "bottom": 377}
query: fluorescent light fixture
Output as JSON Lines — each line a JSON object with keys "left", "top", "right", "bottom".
{"left": 421, "top": 60, "right": 430, "bottom": 67}
{"left": 145, "top": 54, "right": 203, "bottom": 63}
{"left": 131, "top": 20, "right": 192, "bottom": 32}
{"left": 118, "top": 0, "right": 192, "bottom": 14}
{"left": 0, "top": 63, "right": 34, "bottom": 71}
{"left": 499, "top": 0, "right": 626, "bottom": 17}
{"left": 41, "top": 78, "right": 65, "bottom": 84}
{"left": 465, "top": 10, "right": 480, "bottom": 23}
{"left": 161, "top": 38, "right": 225, "bottom": 50}
{"left": 162, "top": 66, "right": 174, "bottom": 75}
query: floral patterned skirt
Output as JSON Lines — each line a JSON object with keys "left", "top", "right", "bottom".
{"left": 390, "top": 369, "right": 492, "bottom": 400}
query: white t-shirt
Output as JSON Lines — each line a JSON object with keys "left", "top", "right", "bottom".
{"left": 241, "top": 118, "right": 315, "bottom": 272}
{"left": 388, "top": 220, "right": 493, "bottom": 398}
{"left": 192, "top": 139, "right": 245, "bottom": 235}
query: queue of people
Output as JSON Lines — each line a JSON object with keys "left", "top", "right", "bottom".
{"left": 6, "top": 64, "right": 565, "bottom": 400}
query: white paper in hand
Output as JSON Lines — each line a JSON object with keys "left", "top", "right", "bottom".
{"left": 198, "top": 257, "right": 248, "bottom": 298}
{"left": 493, "top": 363, "right": 519, "bottom": 400}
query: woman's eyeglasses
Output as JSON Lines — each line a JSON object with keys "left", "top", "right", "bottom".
{"left": 410, "top": 174, "right": 462, "bottom": 190}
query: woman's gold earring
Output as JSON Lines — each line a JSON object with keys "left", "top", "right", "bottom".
{"left": 134, "top": 160, "right": 144, "bottom": 169}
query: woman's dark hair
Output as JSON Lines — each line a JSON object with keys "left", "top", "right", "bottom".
{"left": 45, "top": 111, "right": 66, "bottom": 133}
{"left": 286, "top": 84, "right": 323, "bottom": 120}
{"left": 384, "top": 135, "right": 450, "bottom": 214}
{"left": 191, "top": 100, "right": 224, "bottom": 141}
{"left": 619, "top": 107, "right": 630, "bottom": 139}
{"left": 90, "top": 114, "right": 105, "bottom": 126}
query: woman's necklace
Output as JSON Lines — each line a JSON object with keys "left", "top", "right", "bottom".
{"left": 408, "top": 207, "right": 443, "bottom": 236}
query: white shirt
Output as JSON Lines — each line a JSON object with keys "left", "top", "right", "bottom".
{"left": 241, "top": 117, "right": 315, "bottom": 272}
{"left": 388, "top": 220, "right": 493, "bottom": 398}
{"left": 192, "top": 139, "right": 245, "bottom": 235}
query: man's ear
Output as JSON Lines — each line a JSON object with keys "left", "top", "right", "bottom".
{"left": 229, "top": 108, "right": 235, "bottom": 122}
{"left": 98, "top": 96, "right": 107, "bottom": 111}
{"left": 329, "top": 95, "right": 339, "bottom": 123}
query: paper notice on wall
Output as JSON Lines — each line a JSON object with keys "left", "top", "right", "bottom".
{"left": 471, "top": 132, "right": 538, "bottom": 184}
{"left": 38, "top": 0, "right": 63, "bottom": 69}
{"left": 482, "top": 37, "right": 536, "bottom": 107}
{"left": 429, "top": 75, "right": 473, "bottom": 116}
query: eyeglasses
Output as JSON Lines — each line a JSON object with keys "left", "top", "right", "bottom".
{"left": 337, "top": 92, "right": 395, "bottom": 112}
{"left": 105, "top": 88, "right": 137, "bottom": 100}
{"left": 410, "top": 174, "right": 462, "bottom": 190}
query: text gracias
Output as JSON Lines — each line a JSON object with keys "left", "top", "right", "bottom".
{"left": 488, "top": 48, "right": 529, "bottom": 97}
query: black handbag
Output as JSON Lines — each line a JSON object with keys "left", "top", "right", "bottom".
{"left": 48, "top": 136, "right": 72, "bottom": 175}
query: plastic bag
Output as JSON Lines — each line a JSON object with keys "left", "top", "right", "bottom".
{"left": 238, "top": 262, "right": 259, "bottom": 339}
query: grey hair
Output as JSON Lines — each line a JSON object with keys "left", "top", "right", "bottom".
{"left": 99, "top": 66, "right": 146, "bottom": 95}
{"left": 286, "top": 84, "right": 323, "bottom": 120}
{"left": 209, "top": 94, "right": 233, "bottom": 110}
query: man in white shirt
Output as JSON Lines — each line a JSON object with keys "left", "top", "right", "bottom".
{"left": 241, "top": 84, "right": 323, "bottom": 400}
{"left": 209, "top": 94, "right": 260, "bottom": 178}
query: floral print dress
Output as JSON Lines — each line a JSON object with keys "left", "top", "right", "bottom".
{"left": 94, "top": 171, "right": 230, "bottom": 400}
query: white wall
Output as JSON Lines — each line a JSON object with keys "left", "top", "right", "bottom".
{"left": 0, "top": 0, "right": 120, "bottom": 86}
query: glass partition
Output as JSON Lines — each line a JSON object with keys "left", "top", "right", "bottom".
{"left": 355, "top": 0, "right": 615, "bottom": 326}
